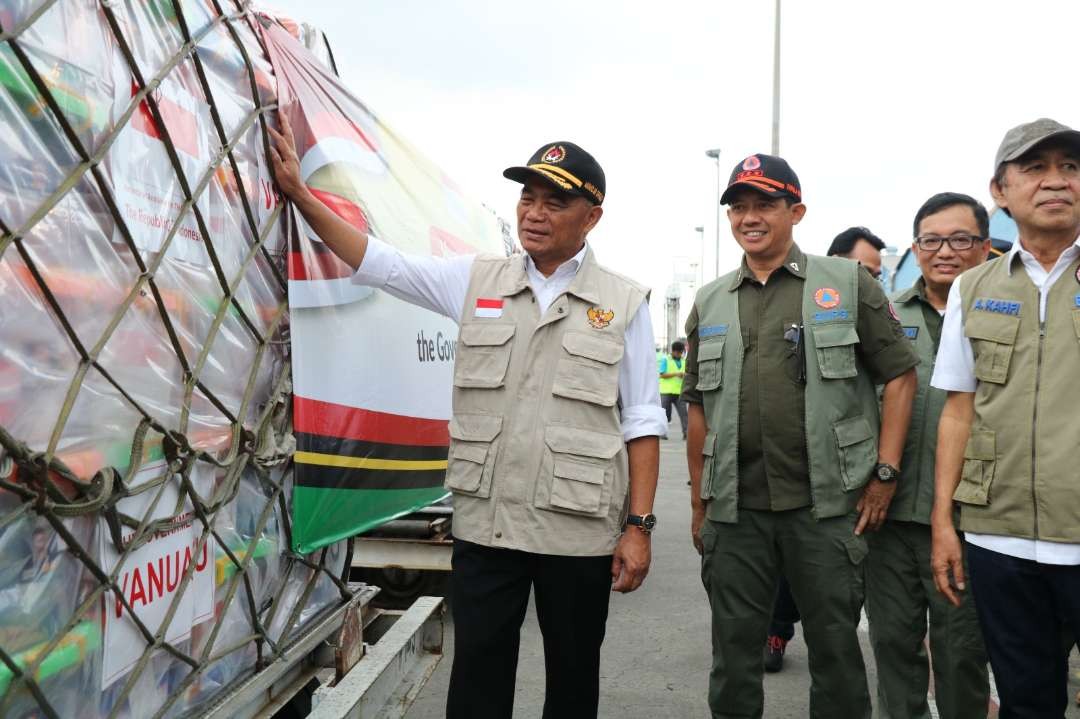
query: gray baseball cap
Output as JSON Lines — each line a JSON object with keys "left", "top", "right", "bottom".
{"left": 994, "top": 118, "right": 1080, "bottom": 172}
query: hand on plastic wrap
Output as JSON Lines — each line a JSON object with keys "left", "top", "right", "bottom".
{"left": 611, "top": 526, "right": 651, "bottom": 593}
{"left": 267, "top": 111, "right": 309, "bottom": 203}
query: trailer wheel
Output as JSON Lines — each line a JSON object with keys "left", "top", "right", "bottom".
{"left": 356, "top": 567, "right": 448, "bottom": 608}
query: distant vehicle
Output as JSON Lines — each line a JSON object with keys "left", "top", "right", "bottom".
{"left": 887, "top": 208, "right": 1018, "bottom": 293}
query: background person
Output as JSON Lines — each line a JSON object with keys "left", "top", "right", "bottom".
{"left": 931, "top": 118, "right": 1080, "bottom": 717}
{"left": 764, "top": 222, "right": 890, "bottom": 672}
{"left": 867, "top": 192, "right": 991, "bottom": 719}
{"left": 658, "top": 340, "right": 688, "bottom": 439}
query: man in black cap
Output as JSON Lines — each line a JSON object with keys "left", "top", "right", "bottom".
{"left": 682, "top": 153, "right": 917, "bottom": 717}
{"left": 269, "top": 118, "right": 664, "bottom": 719}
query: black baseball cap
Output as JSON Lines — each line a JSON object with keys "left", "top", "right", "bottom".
{"left": 503, "top": 142, "right": 606, "bottom": 205}
{"left": 720, "top": 154, "right": 802, "bottom": 205}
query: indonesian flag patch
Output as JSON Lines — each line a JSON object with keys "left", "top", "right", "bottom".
{"left": 474, "top": 298, "right": 504, "bottom": 318}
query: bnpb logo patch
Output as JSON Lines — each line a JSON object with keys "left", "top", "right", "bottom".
{"left": 813, "top": 287, "right": 841, "bottom": 309}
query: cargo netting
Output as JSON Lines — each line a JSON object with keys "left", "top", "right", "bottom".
{"left": 0, "top": 1, "right": 352, "bottom": 717}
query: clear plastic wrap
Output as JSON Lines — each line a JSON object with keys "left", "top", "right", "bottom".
{"left": 0, "top": 2, "right": 349, "bottom": 716}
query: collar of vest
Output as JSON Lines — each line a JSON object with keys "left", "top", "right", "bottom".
{"left": 727, "top": 242, "right": 808, "bottom": 292}
{"left": 497, "top": 245, "right": 602, "bottom": 304}
{"left": 892, "top": 277, "right": 926, "bottom": 305}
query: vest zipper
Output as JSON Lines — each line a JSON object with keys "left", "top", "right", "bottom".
{"left": 1031, "top": 294, "right": 1045, "bottom": 539}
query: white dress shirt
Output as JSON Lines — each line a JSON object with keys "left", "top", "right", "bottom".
{"left": 932, "top": 238, "right": 1080, "bottom": 565}
{"left": 352, "top": 238, "right": 667, "bottom": 441}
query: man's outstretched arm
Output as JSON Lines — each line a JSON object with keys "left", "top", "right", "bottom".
{"left": 269, "top": 111, "right": 368, "bottom": 270}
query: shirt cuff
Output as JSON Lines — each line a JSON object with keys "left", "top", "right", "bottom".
{"left": 350, "top": 236, "right": 396, "bottom": 288}
{"left": 930, "top": 372, "right": 977, "bottom": 393}
{"left": 620, "top": 404, "right": 668, "bottom": 442}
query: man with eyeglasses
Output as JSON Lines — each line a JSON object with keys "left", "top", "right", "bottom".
{"left": 827, "top": 226, "right": 888, "bottom": 279}
{"left": 866, "top": 193, "right": 991, "bottom": 719}
{"left": 931, "top": 118, "right": 1080, "bottom": 716}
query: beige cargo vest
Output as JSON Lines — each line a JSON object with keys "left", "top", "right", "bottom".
{"left": 446, "top": 248, "right": 648, "bottom": 556}
{"left": 956, "top": 252, "right": 1080, "bottom": 542}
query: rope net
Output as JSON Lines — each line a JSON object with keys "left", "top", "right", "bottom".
{"left": 0, "top": 1, "right": 352, "bottom": 716}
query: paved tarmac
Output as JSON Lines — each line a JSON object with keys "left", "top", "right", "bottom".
{"left": 405, "top": 421, "right": 1080, "bottom": 718}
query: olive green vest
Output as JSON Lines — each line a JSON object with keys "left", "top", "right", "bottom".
{"left": 887, "top": 286, "right": 945, "bottom": 524}
{"left": 956, "top": 252, "right": 1080, "bottom": 542}
{"left": 694, "top": 254, "right": 881, "bottom": 522}
{"left": 446, "top": 249, "right": 648, "bottom": 556}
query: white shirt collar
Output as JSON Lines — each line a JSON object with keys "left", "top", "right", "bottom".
{"left": 1006, "top": 235, "right": 1080, "bottom": 275}
{"left": 525, "top": 242, "right": 588, "bottom": 280}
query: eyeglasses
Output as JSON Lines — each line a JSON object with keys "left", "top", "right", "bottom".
{"left": 913, "top": 234, "right": 984, "bottom": 252}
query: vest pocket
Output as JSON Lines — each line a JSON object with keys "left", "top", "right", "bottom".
{"left": 551, "top": 332, "right": 624, "bottom": 407}
{"left": 811, "top": 324, "right": 858, "bottom": 380}
{"left": 538, "top": 425, "right": 623, "bottom": 516}
{"left": 833, "top": 415, "right": 875, "bottom": 490}
{"left": 695, "top": 339, "right": 725, "bottom": 391}
{"left": 454, "top": 323, "right": 516, "bottom": 389}
{"left": 954, "top": 428, "right": 995, "bottom": 506}
{"left": 445, "top": 414, "right": 503, "bottom": 497}
{"left": 963, "top": 313, "right": 1019, "bottom": 385}
{"left": 699, "top": 431, "right": 717, "bottom": 500}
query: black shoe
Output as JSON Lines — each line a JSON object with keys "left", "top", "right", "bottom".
{"left": 763, "top": 635, "right": 787, "bottom": 673}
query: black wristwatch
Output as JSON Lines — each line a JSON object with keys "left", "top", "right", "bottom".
{"left": 625, "top": 513, "right": 657, "bottom": 535}
{"left": 873, "top": 462, "right": 900, "bottom": 483}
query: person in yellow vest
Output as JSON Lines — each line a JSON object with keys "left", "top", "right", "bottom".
{"left": 269, "top": 118, "right": 665, "bottom": 719}
{"left": 931, "top": 118, "right": 1080, "bottom": 717}
{"left": 866, "top": 192, "right": 992, "bottom": 719}
{"left": 683, "top": 153, "right": 918, "bottom": 718}
{"left": 658, "top": 340, "right": 688, "bottom": 439}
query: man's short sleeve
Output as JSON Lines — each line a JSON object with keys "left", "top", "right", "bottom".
{"left": 931, "top": 277, "right": 976, "bottom": 392}
{"left": 855, "top": 269, "right": 919, "bottom": 384}
{"left": 681, "top": 305, "right": 704, "bottom": 404}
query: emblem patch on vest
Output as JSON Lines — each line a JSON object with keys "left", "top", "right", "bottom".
{"left": 903, "top": 326, "right": 919, "bottom": 340}
{"left": 699, "top": 324, "right": 729, "bottom": 338}
{"left": 474, "top": 298, "right": 504, "bottom": 318}
{"left": 813, "top": 287, "right": 841, "bottom": 309}
{"left": 586, "top": 307, "right": 614, "bottom": 329}
{"left": 1075, "top": 294, "right": 1080, "bottom": 308}
{"left": 972, "top": 298, "right": 1021, "bottom": 316}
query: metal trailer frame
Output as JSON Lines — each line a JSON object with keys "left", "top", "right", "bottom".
{"left": 197, "top": 586, "right": 444, "bottom": 718}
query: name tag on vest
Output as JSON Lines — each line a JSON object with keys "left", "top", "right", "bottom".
{"left": 474, "top": 298, "right": 504, "bottom": 318}
{"left": 903, "top": 326, "right": 919, "bottom": 340}
{"left": 699, "top": 324, "right": 728, "bottom": 338}
{"left": 972, "top": 298, "right": 1021, "bottom": 316}
{"left": 812, "top": 309, "right": 849, "bottom": 322}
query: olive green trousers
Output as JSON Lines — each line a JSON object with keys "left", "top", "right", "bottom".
{"left": 866, "top": 520, "right": 989, "bottom": 719}
{"left": 699, "top": 508, "right": 870, "bottom": 719}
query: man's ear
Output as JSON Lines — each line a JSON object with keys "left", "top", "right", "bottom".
{"left": 583, "top": 204, "right": 603, "bottom": 234}
{"left": 790, "top": 203, "right": 807, "bottom": 225}
{"left": 989, "top": 177, "right": 1008, "bottom": 211}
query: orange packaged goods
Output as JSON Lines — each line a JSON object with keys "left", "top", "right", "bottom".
{"left": 0, "top": 3, "right": 349, "bottom": 717}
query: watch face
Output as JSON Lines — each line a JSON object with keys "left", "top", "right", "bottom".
{"left": 642, "top": 514, "right": 657, "bottom": 531}
{"left": 877, "top": 465, "right": 895, "bottom": 481}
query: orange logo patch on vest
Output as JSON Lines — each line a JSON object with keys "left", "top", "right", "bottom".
{"left": 587, "top": 307, "right": 614, "bottom": 329}
{"left": 813, "top": 287, "right": 841, "bottom": 309}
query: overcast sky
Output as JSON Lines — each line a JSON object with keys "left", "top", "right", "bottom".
{"left": 267, "top": 0, "right": 1080, "bottom": 340}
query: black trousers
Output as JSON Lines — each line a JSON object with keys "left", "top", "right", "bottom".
{"left": 446, "top": 538, "right": 613, "bottom": 719}
{"left": 768, "top": 575, "right": 802, "bottom": 641}
{"left": 966, "top": 542, "right": 1080, "bottom": 718}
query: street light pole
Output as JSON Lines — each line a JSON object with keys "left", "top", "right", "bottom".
{"left": 705, "top": 148, "right": 722, "bottom": 279}
{"left": 771, "top": 0, "right": 781, "bottom": 155}
{"left": 694, "top": 225, "right": 705, "bottom": 287}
